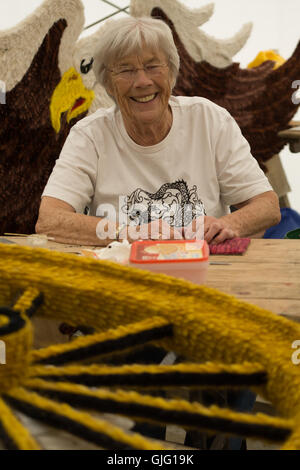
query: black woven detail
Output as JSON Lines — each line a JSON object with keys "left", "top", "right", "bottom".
{"left": 30, "top": 388, "right": 291, "bottom": 443}
{"left": 36, "top": 371, "right": 267, "bottom": 388}
{"left": 25, "top": 292, "right": 44, "bottom": 318}
{"left": 9, "top": 290, "right": 44, "bottom": 319}
{"left": 0, "top": 418, "right": 19, "bottom": 450}
{"left": 35, "top": 324, "right": 173, "bottom": 365}
{"left": 4, "top": 395, "right": 137, "bottom": 450}
{"left": 0, "top": 307, "right": 25, "bottom": 336}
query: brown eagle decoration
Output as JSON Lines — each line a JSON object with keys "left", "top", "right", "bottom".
{"left": 0, "top": 0, "right": 300, "bottom": 235}
{"left": 150, "top": 7, "right": 300, "bottom": 171}
{"left": 0, "top": 0, "right": 100, "bottom": 235}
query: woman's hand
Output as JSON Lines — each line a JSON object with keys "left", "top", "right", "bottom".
{"left": 120, "top": 216, "right": 238, "bottom": 244}
{"left": 183, "top": 216, "right": 238, "bottom": 244}
{"left": 203, "top": 216, "right": 238, "bottom": 244}
{"left": 122, "top": 219, "right": 182, "bottom": 241}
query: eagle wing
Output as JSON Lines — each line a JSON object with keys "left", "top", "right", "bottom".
{"left": 131, "top": 0, "right": 252, "bottom": 67}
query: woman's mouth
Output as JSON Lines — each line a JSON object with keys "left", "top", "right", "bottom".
{"left": 131, "top": 93, "right": 158, "bottom": 103}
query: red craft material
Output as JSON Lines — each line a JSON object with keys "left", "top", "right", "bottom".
{"left": 209, "top": 238, "right": 251, "bottom": 255}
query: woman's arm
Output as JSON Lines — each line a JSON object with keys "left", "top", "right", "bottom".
{"left": 36, "top": 197, "right": 182, "bottom": 245}
{"left": 35, "top": 196, "right": 111, "bottom": 246}
{"left": 205, "top": 191, "right": 281, "bottom": 244}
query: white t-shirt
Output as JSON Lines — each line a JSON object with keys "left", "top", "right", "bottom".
{"left": 43, "top": 96, "right": 272, "bottom": 226}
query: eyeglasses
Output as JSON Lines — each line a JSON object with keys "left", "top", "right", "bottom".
{"left": 108, "top": 64, "right": 168, "bottom": 81}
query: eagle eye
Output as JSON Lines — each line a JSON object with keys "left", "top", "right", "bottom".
{"left": 80, "top": 58, "right": 94, "bottom": 74}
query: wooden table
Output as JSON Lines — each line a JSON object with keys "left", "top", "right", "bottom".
{"left": 206, "top": 239, "right": 300, "bottom": 323}
{"left": 2, "top": 237, "right": 300, "bottom": 323}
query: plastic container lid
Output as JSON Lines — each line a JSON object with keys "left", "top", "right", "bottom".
{"left": 130, "top": 239, "right": 209, "bottom": 264}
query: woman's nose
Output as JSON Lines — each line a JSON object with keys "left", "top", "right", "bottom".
{"left": 133, "top": 68, "right": 153, "bottom": 86}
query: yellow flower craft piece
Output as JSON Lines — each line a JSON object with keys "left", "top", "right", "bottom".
{"left": 0, "top": 243, "right": 300, "bottom": 450}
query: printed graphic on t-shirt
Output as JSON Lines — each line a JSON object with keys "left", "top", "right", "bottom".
{"left": 121, "top": 180, "right": 205, "bottom": 227}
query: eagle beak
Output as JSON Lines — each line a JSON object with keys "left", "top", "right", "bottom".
{"left": 50, "top": 67, "right": 95, "bottom": 133}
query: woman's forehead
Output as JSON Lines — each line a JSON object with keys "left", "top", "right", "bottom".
{"left": 113, "top": 48, "right": 167, "bottom": 67}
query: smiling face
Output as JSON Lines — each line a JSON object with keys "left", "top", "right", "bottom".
{"left": 106, "top": 48, "right": 173, "bottom": 140}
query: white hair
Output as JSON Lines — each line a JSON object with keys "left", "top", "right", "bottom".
{"left": 93, "top": 16, "right": 180, "bottom": 90}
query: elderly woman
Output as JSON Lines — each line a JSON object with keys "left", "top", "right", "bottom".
{"left": 36, "top": 16, "right": 280, "bottom": 245}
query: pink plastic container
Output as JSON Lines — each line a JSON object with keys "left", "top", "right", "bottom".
{"left": 129, "top": 239, "right": 209, "bottom": 285}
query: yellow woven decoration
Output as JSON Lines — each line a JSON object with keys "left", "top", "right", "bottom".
{"left": 50, "top": 67, "right": 95, "bottom": 133}
{"left": 0, "top": 243, "right": 300, "bottom": 450}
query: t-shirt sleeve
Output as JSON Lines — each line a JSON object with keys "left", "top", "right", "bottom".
{"left": 215, "top": 113, "right": 273, "bottom": 206}
{"left": 42, "top": 126, "right": 98, "bottom": 213}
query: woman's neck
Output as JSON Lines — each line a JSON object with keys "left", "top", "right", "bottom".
{"left": 124, "top": 106, "right": 173, "bottom": 146}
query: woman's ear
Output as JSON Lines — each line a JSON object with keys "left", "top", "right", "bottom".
{"left": 105, "top": 73, "right": 115, "bottom": 98}
{"left": 168, "top": 71, "right": 175, "bottom": 92}
{"left": 105, "top": 80, "right": 113, "bottom": 97}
